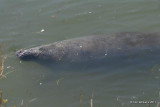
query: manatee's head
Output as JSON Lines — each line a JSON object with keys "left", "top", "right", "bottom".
{"left": 16, "top": 48, "right": 40, "bottom": 60}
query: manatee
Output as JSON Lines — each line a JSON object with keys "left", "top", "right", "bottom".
{"left": 16, "top": 32, "right": 160, "bottom": 63}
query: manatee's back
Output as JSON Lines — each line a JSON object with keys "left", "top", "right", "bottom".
{"left": 38, "top": 32, "right": 160, "bottom": 62}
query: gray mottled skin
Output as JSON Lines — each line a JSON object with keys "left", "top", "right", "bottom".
{"left": 16, "top": 32, "right": 160, "bottom": 62}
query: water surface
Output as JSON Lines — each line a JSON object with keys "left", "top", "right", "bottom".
{"left": 1, "top": 0, "right": 160, "bottom": 107}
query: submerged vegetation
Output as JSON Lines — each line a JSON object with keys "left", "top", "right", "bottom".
{"left": 0, "top": 43, "right": 8, "bottom": 107}
{"left": 0, "top": 43, "right": 6, "bottom": 79}
{"left": 0, "top": 42, "right": 16, "bottom": 80}
{"left": 0, "top": 43, "right": 15, "bottom": 107}
{"left": 0, "top": 90, "right": 8, "bottom": 107}
{"left": 0, "top": 43, "right": 14, "bottom": 80}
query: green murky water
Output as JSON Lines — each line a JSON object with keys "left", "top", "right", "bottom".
{"left": 1, "top": 0, "right": 160, "bottom": 107}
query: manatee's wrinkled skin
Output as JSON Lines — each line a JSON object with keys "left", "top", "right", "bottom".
{"left": 16, "top": 32, "right": 160, "bottom": 63}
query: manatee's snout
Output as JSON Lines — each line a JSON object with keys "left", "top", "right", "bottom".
{"left": 16, "top": 48, "right": 39, "bottom": 60}
{"left": 16, "top": 49, "right": 24, "bottom": 58}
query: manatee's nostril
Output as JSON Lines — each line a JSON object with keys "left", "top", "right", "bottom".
{"left": 18, "top": 49, "right": 22, "bottom": 53}
{"left": 16, "top": 49, "right": 24, "bottom": 57}
{"left": 19, "top": 50, "right": 22, "bottom": 53}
